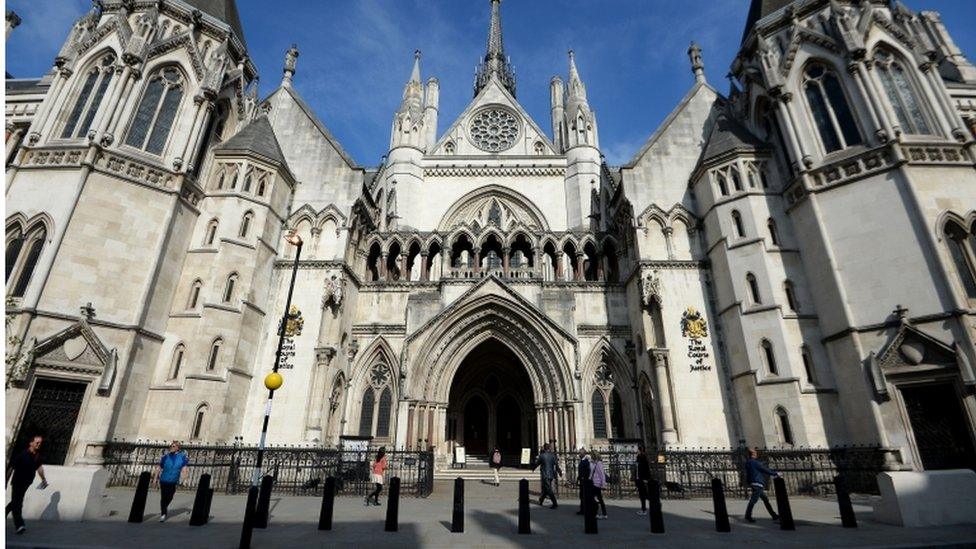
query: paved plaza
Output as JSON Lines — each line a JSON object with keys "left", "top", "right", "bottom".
{"left": 5, "top": 480, "right": 976, "bottom": 548}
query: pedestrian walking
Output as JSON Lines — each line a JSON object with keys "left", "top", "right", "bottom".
{"left": 532, "top": 443, "right": 561, "bottom": 509}
{"left": 635, "top": 445, "right": 651, "bottom": 516}
{"left": 5, "top": 435, "right": 48, "bottom": 535}
{"left": 490, "top": 447, "right": 502, "bottom": 486}
{"left": 743, "top": 448, "right": 780, "bottom": 523}
{"left": 156, "top": 441, "right": 188, "bottom": 522}
{"left": 575, "top": 447, "right": 591, "bottom": 515}
{"left": 365, "top": 447, "right": 388, "bottom": 506}
{"left": 589, "top": 451, "right": 608, "bottom": 519}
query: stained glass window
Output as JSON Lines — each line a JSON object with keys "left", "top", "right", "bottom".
{"left": 874, "top": 50, "right": 931, "bottom": 135}
{"left": 62, "top": 54, "right": 115, "bottom": 139}
{"left": 125, "top": 67, "right": 184, "bottom": 155}
{"left": 803, "top": 63, "right": 862, "bottom": 153}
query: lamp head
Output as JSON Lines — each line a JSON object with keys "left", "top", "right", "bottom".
{"left": 285, "top": 230, "right": 303, "bottom": 247}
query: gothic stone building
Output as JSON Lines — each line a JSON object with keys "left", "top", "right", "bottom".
{"left": 5, "top": 0, "right": 976, "bottom": 471}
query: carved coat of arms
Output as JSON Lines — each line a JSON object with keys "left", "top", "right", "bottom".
{"left": 283, "top": 305, "right": 304, "bottom": 337}
{"left": 681, "top": 307, "right": 708, "bottom": 339}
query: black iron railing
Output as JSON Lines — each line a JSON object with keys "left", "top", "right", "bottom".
{"left": 547, "top": 446, "right": 887, "bottom": 499}
{"left": 102, "top": 441, "right": 434, "bottom": 498}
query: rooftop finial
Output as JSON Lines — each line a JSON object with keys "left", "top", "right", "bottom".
{"left": 688, "top": 41, "right": 706, "bottom": 83}
{"left": 282, "top": 43, "right": 299, "bottom": 87}
{"left": 474, "top": 0, "right": 516, "bottom": 97}
{"left": 411, "top": 50, "right": 422, "bottom": 83}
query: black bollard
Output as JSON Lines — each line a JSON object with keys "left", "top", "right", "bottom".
{"left": 451, "top": 477, "right": 464, "bottom": 533}
{"left": 773, "top": 476, "right": 795, "bottom": 531}
{"left": 127, "top": 471, "right": 151, "bottom": 523}
{"left": 583, "top": 479, "right": 598, "bottom": 534}
{"left": 238, "top": 485, "right": 259, "bottom": 549}
{"left": 254, "top": 474, "right": 274, "bottom": 529}
{"left": 711, "top": 478, "right": 731, "bottom": 532}
{"left": 385, "top": 477, "right": 401, "bottom": 532}
{"left": 189, "top": 474, "right": 212, "bottom": 526}
{"left": 648, "top": 479, "right": 665, "bottom": 534}
{"left": 318, "top": 476, "right": 336, "bottom": 531}
{"left": 834, "top": 475, "right": 857, "bottom": 528}
{"left": 518, "top": 479, "right": 531, "bottom": 534}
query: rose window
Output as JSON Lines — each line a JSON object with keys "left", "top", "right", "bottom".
{"left": 469, "top": 107, "right": 520, "bottom": 152}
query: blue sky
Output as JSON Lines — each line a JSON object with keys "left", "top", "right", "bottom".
{"left": 6, "top": 0, "right": 975, "bottom": 166}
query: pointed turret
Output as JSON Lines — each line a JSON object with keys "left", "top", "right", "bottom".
{"left": 564, "top": 51, "right": 598, "bottom": 150}
{"left": 391, "top": 50, "right": 427, "bottom": 150}
{"left": 474, "top": 0, "right": 516, "bottom": 97}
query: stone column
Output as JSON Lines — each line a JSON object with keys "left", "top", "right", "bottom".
{"left": 380, "top": 252, "right": 388, "bottom": 281}
{"left": 662, "top": 227, "right": 674, "bottom": 261}
{"left": 309, "top": 227, "right": 322, "bottom": 259}
{"left": 864, "top": 61, "right": 903, "bottom": 137}
{"left": 473, "top": 248, "right": 481, "bottom": 274}
{"left": 921, "top": 61, "right": 965, "bottom": 139}
{"left": 652, "top": 351, "right": 678, "bottom": 444}
{"left": 502, "top": 247, "right": 510, "bottom": 277}
{"left": 5, "top": 125, "right": 24, "bottom": 164}
{"left": 555, "top": 252, "right": 564, "bottom": 280}
{"left": 304, "top": 347, "right": 336, "bottom": 441}
{"left": 400, "top": 253, "right": 408, "bottom": 281}
{"left": 848, "top": 61, "right": 887, "bottom": 143}
{"left": 575, "top": 253, "right": 583, "bottom": 281}
{"left": 420, "top": 252, "right": 429, "bottom": 281}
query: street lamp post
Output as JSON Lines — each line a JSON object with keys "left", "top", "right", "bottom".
{"left": 240, "top": 231, "right": 303, "bottom": 549}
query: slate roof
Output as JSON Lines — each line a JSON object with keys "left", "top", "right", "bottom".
{"left": 183, "top": 0, "right": 245, "bottom": 47}
{"left": 742, "top": 0, "right": 794, "bottom": 43}
{"left": 5, "top": 78, "right": 48, "bottom": 96}
{"left": 700, "top": 113, "right": 766, "bottom": 163}
{"left": 214, "top": 116, "right": 288, "bottom": 167}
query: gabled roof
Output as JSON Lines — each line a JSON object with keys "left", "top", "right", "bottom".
{"left": 214, "top": 116, "right": 289, "bottom": 168}
{"left": 183, "top": 0, "right": 246, "bottom": 47}
{"left": 624, "top": 81, "right": 718, "bottom": 168}
{"left": 700, "top": 113, "right": 766, "bottom": 163}
{"left": 742, "top": 0, "right": 795, "bottom": 44}
{"left": 431, "top": 74, "right": 556, "bottom": 156}
{"left": 268, "top": 85, "right": 358, "bottom": 169}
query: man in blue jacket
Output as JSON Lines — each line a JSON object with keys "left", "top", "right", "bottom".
{"left": 156, "top": 441, "right": 189, "bottom": 522}
{"left": 744, "top": 448, "right": 780, "bottom": 523}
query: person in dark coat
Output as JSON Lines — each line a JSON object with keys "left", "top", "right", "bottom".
{"left": 575, "top": 447, "right": 591, "bottom": 515}
{"left": 5, "top": 435, "right": 49, "bottom": 535}
{"left": 744, "top": 448, "right": 780, "bottom": 522}
{"left": 635, "top": 445, "right": 652, "bottom": 515}
{"left": 532, "top": 443, "right": 561, "bottom": 509}
{"left": 490, "top": 447, "right": 502, "bottom": 486}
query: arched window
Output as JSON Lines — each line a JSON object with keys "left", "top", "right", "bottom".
{"left": 746, "top": 272, "right": 762, "bottom": 305}
{"left": 716, "top": 173, "right": 729, "bottom": 196}
{"left": 124, "top": 66, "right": 185, "bottom": 155}
{"left": 731, "top": 210, "right": 745, "bottom": 238}
{"left": 761, "top": 339, "right": 778, "bottom": 375}
{"left": 187, "top": 279, "right": 202, "bottom": 309}
{"left": 944, "top": 221, "right": 976, "bottom": 299}
{"left": 257, "top": 175, "right": 268, "bottom": 197}
{"left": 213, "top": 167, "right": 226, "bottom": 190}
{"left": 784, "top": 280, "right": 799, "bottom": 311}
{"left": 191, "top": 403, "right": 208, "bottom": 440}
{"left": 359, "top": 364, "right": 393, "bottom": 438}
{"left": 239, "top": 211, "right": 254, "bottom": 238}
{"left": 8, "top": 224, "right": 46, "bottom": 298}
{"left": 768, "top": 218, "right": 780, "bottom": 246}
{"left": 376, "top": 387, "right": 392, "bottom": 438}
{"left": 204, "top": 219, "right": 219, "bottom": 246}
{"left": 358, "top": 390, "right": 375, "bottom": 437}
{"left": 206, "top": 338, "right": 222, "bottom": 371}
{"left": 5, "top": 224, "right": 24, "bottom": 281}
{"left": 62, "top": 53, "right": 116, "bottom": 139}
{"left": 223, "top": 273, "right": 238, "bottom": 303}
{"left": 731, "top": 167, "right": 743, "bottom": 191}
{"left": 169, "top": 343, "right": 185, "bottom": 380}
{"left": 242, "top": 167, "right": 254, "bottom": 193}
{"left": 802, "top": 63, "right": 862, "bottom": 153}
{"left": 873, "top": 49, "right": 931, "bottom": 135}
{"left": 775, "top": 407, "right": 794, "bottom": 446}
{"left": 591, "top": 389, "right": 607, "bottom": 439}
{"left": 801, "top": 345, "right": 817, "bottom": 385}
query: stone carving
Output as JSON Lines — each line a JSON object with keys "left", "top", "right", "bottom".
{"left": 322, "top": 270, "right": 344, "bottom": 307}
{"left": 681, "top": 307, "right": 708, "bottom": 339}
{"left": 640, "top": 268, "right": 663, "bottom": 307}
{"left": 594, "top": 363, "right": 614, "bottom": 389}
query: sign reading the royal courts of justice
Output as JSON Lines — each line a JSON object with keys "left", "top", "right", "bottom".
{"left": 681, "top": 307, "right": 711, "bottom": 373}
{"left": 277, "top": 306, "right": 304, "bottom": 369}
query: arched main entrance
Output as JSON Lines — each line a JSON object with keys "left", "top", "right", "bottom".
{"left": 447, "top": 339, "right": 536, "bottom": 462}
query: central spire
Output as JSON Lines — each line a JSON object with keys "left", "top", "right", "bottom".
{"left": 474, "top": 0, "right": 516, "bottom": 98}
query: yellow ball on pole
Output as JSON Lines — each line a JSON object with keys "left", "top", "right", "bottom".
{"left": 264, "top": 372, "right": 283, "bottom": 391}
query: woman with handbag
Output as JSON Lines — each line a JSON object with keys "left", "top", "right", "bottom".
{"left": 364, "top": 447, "right": 388, "bottom": 506}
{"left": 590, "top": 451, "right": 609, "bottom": 519}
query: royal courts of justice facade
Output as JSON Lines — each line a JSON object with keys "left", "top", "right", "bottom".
{"left": 5, "top": 0, "right": 976, "bottom": 471}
